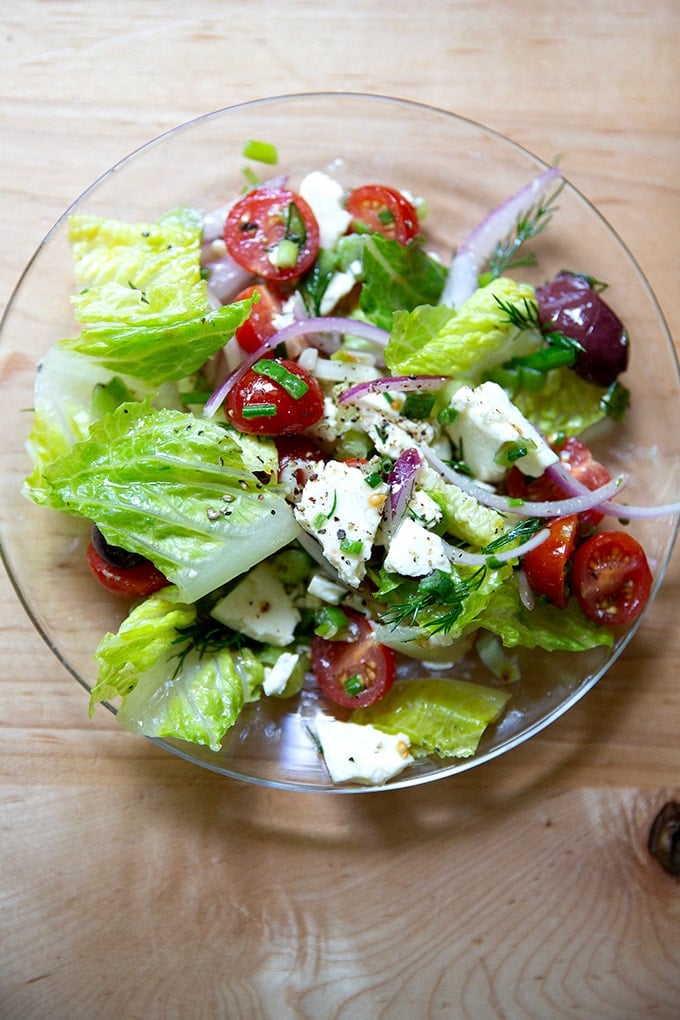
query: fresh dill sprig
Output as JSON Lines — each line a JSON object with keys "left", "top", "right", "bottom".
{"left": 493, "top": 294, "right": 541, "bottom": 331}
{"left": 485, "top": 181, "right": 565, "bottom": 279}
{"left": 482, "top": 518, "right": 544, "bottom": 554}
{"left": 170, "top": 614, "right": 244, "bottom": 678}
{"left": 379, "top": 567, "right": 487, "bottom": 635}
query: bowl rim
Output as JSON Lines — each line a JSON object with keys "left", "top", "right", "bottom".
{"left": 1, "top": 90, "right": 678, "bottom": 793}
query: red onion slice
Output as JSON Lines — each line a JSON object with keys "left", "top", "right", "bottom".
{"left": 423, "top": 446, "right": 625, "bottom": 518}
{"left": 385, "top": 448, "right": 422, "bottom": 538}
{"left": 203, "top": 316, "right": 390, "bottom": 418}
{"left": 439, "top": 166, "right": 562, "bottom": 309}
{"left": 545, "top": 461, "right": 680, "bottom": 519}
{"left": 338, "top": 375, "right": 447, "bottom": 405}
{"left": 443, "top": 527, "right": 551, "bottom": 567}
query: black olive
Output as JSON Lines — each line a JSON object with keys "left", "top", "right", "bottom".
{"left": 91, "top": 524, "right": 145, "bottom": 570}
{"left": 536, "top": 271, "right": 629, "bottom": 387}
{"left": 648, "top": 801, "right": 680, "bottom": 877}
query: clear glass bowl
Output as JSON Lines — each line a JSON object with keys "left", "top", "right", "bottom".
{"left": 1, "top": 93, "right": 678, "bottom": 792}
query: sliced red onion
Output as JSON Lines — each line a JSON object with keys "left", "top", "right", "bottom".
{"left": 338, "top": 375, "right": 447, "bottom": 405}
{"left": 203, "top": 316, "right": 390, "bottom": 418}
{"left": 442, "top": 527, "right": 551, "bottom": 567}
{"left": 439, "top": 166, "right": 562, "bottom": 309}
{"left": 203, "top": 256, "right": 252, "bottom": 306}
{"left": 385, "top": 448, "right": 422, "bottom": 537}
{"left": 545, "top": 461, "right": 680, "bottom": 520}
{"left": 423, "top": 446, "right": 625, "bottom": 518}
{"left": 517, "top": 568, "right": 536, "bottom": 611}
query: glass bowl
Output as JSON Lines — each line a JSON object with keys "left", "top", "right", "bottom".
{"left": 1, "top": 93, "right": 678, "bottom": 792}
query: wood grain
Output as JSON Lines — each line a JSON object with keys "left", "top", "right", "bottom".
{"left": 1, "top": 3, "right": 678, "bottom": 1019}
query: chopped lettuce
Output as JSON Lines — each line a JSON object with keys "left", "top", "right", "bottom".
{"left": 511, "top": 366, "right": 609, "bottom": 442}
{"left": 385, "top": 277, "right": 540, "bottom": 378}
{"left": 359, "top": 234, "right": 446, "bottom": 330}
{"left": 60, "top": 208, "right": 256, "bottom": 386}
{"left": 477, "top": 574, "right": 614, "bottom": 651}
{"left": 34, "top": 399, "right": 299, "bottom": 603}
{"left": 352, "top": 678, "right": 510, "bottom": 758}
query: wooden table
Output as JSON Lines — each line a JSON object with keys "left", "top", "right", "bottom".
{"left": 1, "top": 4, "right": 678, "bottom": 1017}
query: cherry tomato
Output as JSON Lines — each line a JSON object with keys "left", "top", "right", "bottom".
{"left": 571, "top": 531, "right": 653, "bottom": 626}
{"left": 223, "top": 186, "right": 320, "bottom": 283}
{"left": 233, "top": 284, "right": 282, "bottom": 354}
{"left": 86, "top": 542, "right": 168, "bottom": 598}
{"left": 311, "top": 610, "right": 396, "bottom": 709}
{"left": 346, "top": 184, "right": 419, "bottom": 244}
{"left": 507, "top": 436, "right": 611, "bottom": 535}
{"left": 225, "top": 358, "right": 324, "bottom": 435}
{"left": 522, "top": 515, "right": 579, "bottom": 609}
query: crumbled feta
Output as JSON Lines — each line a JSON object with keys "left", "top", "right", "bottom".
{"left": 307, "top": 571, "right": 347, "bottom": 605}
{"left": 211, "top": 564, "right": 300, "bottom": 646}
{"left": 384, "top": 517, "right": 451, "bottom": 577}
{"left": 298, "top": 170, "right": 352, "bottom": 249}
{"left": 359, "top": 412, "right": 435, "bottom": 460}
{"left": 263, "top": 652, "right": 300, "bottom": 696}
{"left": 408, "top": 490, "right": 443, "bottom": 528}
{"left": 446, "top": 381, "right": 558, "bottom": 483}
{"left": 294, "top": 460, "right": 387, "bottom": 587}
{"left": 319, "top": 270, "right": 358, "bottom": 315}
{"left": 314, "top": 714, "right": 413, "bottom": 785}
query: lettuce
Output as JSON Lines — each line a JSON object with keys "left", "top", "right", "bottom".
{"left": 352, "top": 678, "right": 510, "bottom": 758}
{"left": 359, "top": 234, "right": 446, "bottom": 330}
{"left": 60, "top": 208, "right": 255, "bottom": 385}
{"left": 385, "top": 277, "right": 539, "bottom": 378}
{"left": 35, "top": 399, "right": 299, "bottom": 603}
{"left": 512, "top": 367, "right": 608, "bottom": 442}
{"left": 477, "top": 574, "right": 614, "bottom": 651}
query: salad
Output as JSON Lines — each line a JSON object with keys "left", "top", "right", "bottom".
{"left": 23, "top": 143, "right": 679, "bottom": 786}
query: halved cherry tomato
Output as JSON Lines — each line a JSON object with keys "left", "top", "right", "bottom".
{"left": 507, "top": 436, "right": 611, "bottom": 535}
{"left": 571, "top": 531, "right": 653, "bottom": 626}
{"left": 233, "top": 284, "right": 282, "bottom": 354}
{"left": 522, "top": 515, "right": 579, "bottom": 609}
{"left": 223, "top": 186, "right": 320, "bottom": 283}
{"left": 225, "top": 358, "right": 324, "bottom": 435}
{"left": 311, "top": 610, "right": 396, "bottom": 708}
{"left": 86, "top": 542, "right": 168, "bottom": 598}
{"left": 346, "top": 184, "right": 419, "bottom": 244}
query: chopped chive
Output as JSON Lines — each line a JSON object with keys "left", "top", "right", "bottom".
{"left": 339, "top": 538, "right": 363, "bottom": 555}
{"left": 313, "top": 490, "right": 338, "bottom": 529}
{"left": 253, "top": 359, "right": 309, "bottom": 399}
{"left": 241, "top": 402, "right": 278, "bottom": 419}
{"left": 269, "top": 238, "right": 299, "bottom": 269}
{"left": 378, "top": 207, "right": 396, "bottom": 225}
{"left": 242, "top": 139, "right": 278, "bottom": 164}
{"left": 314, "top": 606, "right": 349, "bottom": 639}
{"left": 365, "top": 472, "right": 384, "bottom": 488}
{"left": 494, "top": 438, "right": 537, "bottom": 468}
{"left": 285, "top": 201, "right": 307, "bottom": 245}
{"left": 344, "top": 675, "right": 365, "bottom": 697}
{"left": 437, "top": 406, "right": 459, "bottom": 426}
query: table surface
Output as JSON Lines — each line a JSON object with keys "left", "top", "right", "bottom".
{"left": 1, "top": 3, "right": 678, "bottom": 1018}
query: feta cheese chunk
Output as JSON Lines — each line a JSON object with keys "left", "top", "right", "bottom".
{"left": 319, "top": 270, "right": 358, "bottom": 315}
{"left": 263, "top": 652, "right": 300, "bottom": 696}
{"left": 294, "top": 460, "right": 387, "bottom": 587}
{"left": 307, "top": 571, "right": 347, "bottom": 605}
{"left": 384, "top": 517, "right": 451, "bottom": 577}
{"left": 298, "top": 170, "right": 352, "bottom": 249}
{"left": 314, "top": 714, "right": 413, "bottom": 785}
{"left": 445, "top": 381, "right": 558, "bottom": 483}
{"left": 211, "top": 564, "right": 300, "bottom": 646}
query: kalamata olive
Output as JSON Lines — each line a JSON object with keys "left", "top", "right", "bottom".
{"left": 91, "top": 524, "right": 145, "bottom": 569}
{"left": 536, "top": 271, "right": 629, "bottom": 387}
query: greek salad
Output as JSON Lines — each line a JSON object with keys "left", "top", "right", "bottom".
{"left": 23, "top": 143, "right": 679, "bottom": 785}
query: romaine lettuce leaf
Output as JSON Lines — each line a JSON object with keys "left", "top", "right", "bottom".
{"left": 359, "top": 234, "right": 446, "bottom": 330}
{"left": 35, "top": 399, "right": 299, "bottom": 603}
{"left": 477, "top": 574, "right": 614, "bottom": 651}
{"left": 116, "top": 647, "right": 247, "bottom": 752}
{"left": 58, "top": 298, "right": 254, "bottom": 386}
{"left": 512, "top": 367, "right": 608, "bottom": 442}
{"left": 89, "top": 587, "right": 196, "bottom": 711}
{"left": 352, "top": 678, "right": 510, "bottom": 758}
{"left": 385, "top": 277, "right": 539, "bottom": 378}
{"left": 62, "top": 208, "right": 255, "bottom": 386}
